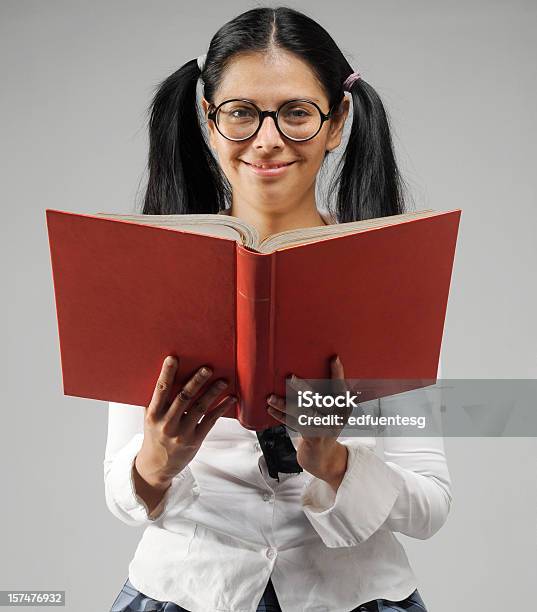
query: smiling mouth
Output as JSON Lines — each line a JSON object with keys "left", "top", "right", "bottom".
{"left": 243, "top": 161, "right": 296, "bottom": 169}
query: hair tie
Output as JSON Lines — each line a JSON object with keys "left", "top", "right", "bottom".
{"left": 343, "top": 71, "right": 361, "bottom": 92}
{"left": 197, "top": 53, "right": 207, "bottom": 72}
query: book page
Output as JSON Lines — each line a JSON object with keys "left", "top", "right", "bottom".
{"left": 93, "top": 212, "right": 259, "bottom": 248}
{"left": 92, "top": 209, "right": 441, "bottom": 254}
{"left": 257, "top": 209, "right": 439, "bottom": 253}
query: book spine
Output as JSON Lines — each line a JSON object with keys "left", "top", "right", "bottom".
{"left": 235, "top": 245, "right": 276, "bottom": 430}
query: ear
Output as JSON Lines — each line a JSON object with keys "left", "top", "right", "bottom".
{"left": 201, "top": 97, "right": 217, "bottom": 151}
{"left": 325, "top": 96, "right": 350, "bottom": 152}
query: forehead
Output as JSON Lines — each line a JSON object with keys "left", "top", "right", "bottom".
{"left": 214, "top": 51, "right": 327, "bottom": 106}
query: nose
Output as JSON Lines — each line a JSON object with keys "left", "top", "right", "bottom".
{"left": 252, "top": 114, "right": 285, "bottom": 149}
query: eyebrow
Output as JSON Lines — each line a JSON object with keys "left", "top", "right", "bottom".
{"left": 218, "top": 96, "right": 323, "bottom": 104}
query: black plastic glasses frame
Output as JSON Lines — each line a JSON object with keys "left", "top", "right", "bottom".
{"left": 206, "top": 98, "right": 336, "bottom": 142}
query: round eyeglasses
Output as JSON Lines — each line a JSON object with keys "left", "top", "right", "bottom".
{"left": 206, "top": 98, "right": 336, "bottom": 142}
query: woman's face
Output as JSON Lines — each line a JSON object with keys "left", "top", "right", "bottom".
{"left": 201, "top": 51, "right": 349, "bottom": 210}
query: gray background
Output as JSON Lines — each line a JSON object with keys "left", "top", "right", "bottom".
{"left": 2, "top": 1, "right": 536, "bottom": 610}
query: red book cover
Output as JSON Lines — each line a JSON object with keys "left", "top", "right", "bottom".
{"left": 46, "top": 209, "right": 461, "bottom": 430}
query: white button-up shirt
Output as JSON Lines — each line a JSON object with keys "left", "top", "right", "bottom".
{"left": 104, "top": 360, "right": 451, "bottom": 612}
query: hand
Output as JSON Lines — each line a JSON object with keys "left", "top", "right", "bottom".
{"left": 266, "top": 355, "right": 352, "bottom": 491}
{"left": 136, "top": 355, "right": 237, "bottom": 489}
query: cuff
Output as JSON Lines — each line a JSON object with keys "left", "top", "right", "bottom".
{"left": 105, "top": 434, "right": 199, "bottom": 523}
{"left": 301, "top": 441, "right": 404, "bottom": 547}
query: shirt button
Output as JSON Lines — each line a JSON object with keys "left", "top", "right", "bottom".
{"left": 266, "top": 547, "right": 276, "bottom": 560}
{"left": 262, "top": 492, "right": 272, "bottom": 502}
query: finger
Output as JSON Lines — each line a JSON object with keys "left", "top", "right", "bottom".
{"left": 147, "top": 356, "right": 179, "bottom": 420}
{"left": 281, "top": 391, "right": 343, "bottom": 437}
{"left": 171, "top": 378, "right": 230, "bottom": 434}
{"left": 279, "top": 383, "right": 327, "bottom": 423}
{"left": 194, "top": 395, "right": 237, "bottom": 442}
{"left": 164, "top": 365, "right": 213, "bottom": 426}
{"left": 286, "top": 404, "right": 330, "bottom": 436}
{"left": 288, "top": 374, "right": 313, "bottom": 394}
{"left": 330, "top": 355, "right": 349, "bottom": 396}
{"left": 267, "top": 393, "right": 286, "bottom": 412}
{"left": 330, "top": 356, "right": 358, "bottom": 422}
{"left": 267, "top": 405, "right": 300, "bottom": 432}
{"left": 267, "top": 394, "right": 302, "bottom": 425}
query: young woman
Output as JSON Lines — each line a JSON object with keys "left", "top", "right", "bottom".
{"left": 105, "top": 6, "right": 451, "bottom": 612}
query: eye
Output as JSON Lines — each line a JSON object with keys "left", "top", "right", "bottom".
{"left": 221, "top": 104, "right": 257, "bottom": 120}
{"left": 282, "top": 105, "right": 314, "bottom": 121}
{"left": 217, "top": 102, "right": 258, "bottom": 125}
{"left": 231, "top": 108, "right": 255, "bottom": 119}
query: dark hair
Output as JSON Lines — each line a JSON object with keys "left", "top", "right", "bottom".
{"left": 142, "top": 6, "right": 407, "bottom": 223}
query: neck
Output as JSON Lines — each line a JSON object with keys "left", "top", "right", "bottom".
{"left": 228, "top": 188, "right": 327, "bottom": 243}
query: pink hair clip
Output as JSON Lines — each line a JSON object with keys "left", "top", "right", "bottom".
{"left": 343, "top": 71, "right": 362, "bottom": 92}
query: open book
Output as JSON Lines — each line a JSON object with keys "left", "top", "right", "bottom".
{"left": 46, "top": 207, "right": 461, "bottom": 430}
{"left": 92, "top": 208, "right": 442, "bottom": 254}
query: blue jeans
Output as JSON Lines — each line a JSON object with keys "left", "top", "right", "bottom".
{"left": 110, "top": 576, "right": 428, "bottom": 611}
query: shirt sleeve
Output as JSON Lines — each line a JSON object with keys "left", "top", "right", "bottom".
{"left": 103, "top": 402, "right": 200, "bottom": 527}
{"left": 300, "top": 357, "right": 452, "bottom": 548}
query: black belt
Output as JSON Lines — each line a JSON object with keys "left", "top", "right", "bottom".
{"left": 256, "top": 425, "right": 303, "bottom": 480}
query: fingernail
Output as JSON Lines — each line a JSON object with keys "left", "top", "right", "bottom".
{"left": 267, "top": 394, "right": 277, "bottom": 403}
{"left": 201, "top": 366, "right": 212, "bottom": 376}
{"left": 166, "top": 356, "right": 176, "bottom": 366}
{"left": 335, "top": 355, "right": 341, "bottom": 365}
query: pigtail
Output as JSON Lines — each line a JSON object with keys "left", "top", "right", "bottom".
{"left": 142, "top": 59, "right": 229, "bottom": 215}
{"left": 329, "top": 80, "right": 407, "bottom": 224}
